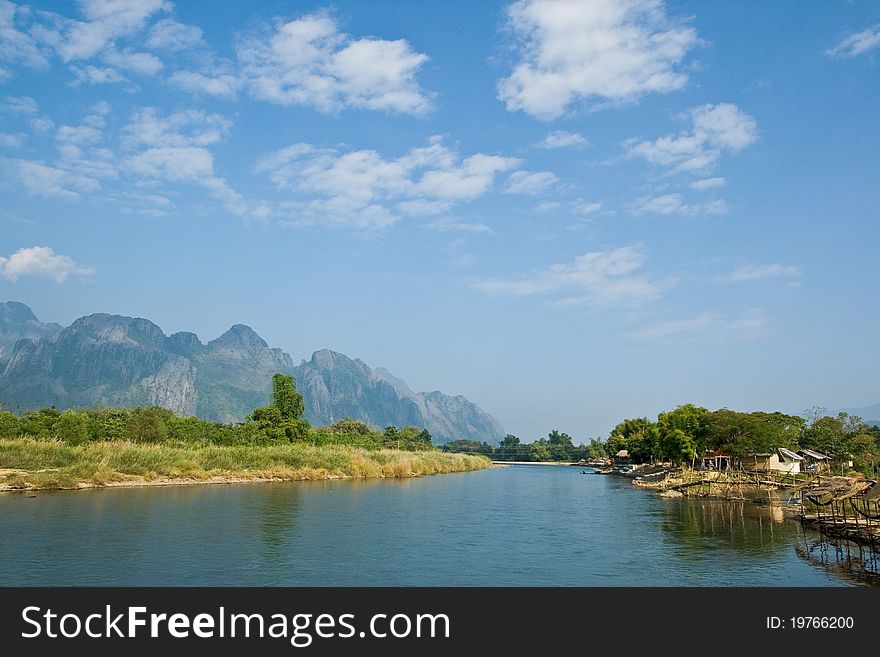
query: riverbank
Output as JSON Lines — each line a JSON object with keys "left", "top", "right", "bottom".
{"left": 0, "top": 438, "right": 491, "bottom": 491}
{"left": 631, "top": 466, "right": 805, "bottom": 500}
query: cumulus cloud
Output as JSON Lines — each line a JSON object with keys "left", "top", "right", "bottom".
{"left": 628, "top": 103, "right": 758, "bottom": 174}
{"left": 571, "top": 200, "right": 602, "bottom": 215}
{"left": 69, "top": 63, "right": 129, "bottom": 85}
{"left": 726, "top": 263, "right": 800, "bottom": 282}
{"left": 14, "top": 160, "right": 100, "bottom": 199}
{"left": 425, "top": 219, "right": 493, "bottom": 234}
{"left": 690, "top": 176, "right": 726, "bottom": 190}
{"left": 37, "top": 0, "right": 170, "bottom": 62}
{"left": 123, "top": 107, "right": 230, "bottom": 148}
{"left": 634, "top": 193, "right": 727, "bottom": 216}
{"left": 537, "top": 130, "right": 587, "bottom": 149}
{"left": 0, "top": 131, "right": 21, "bottom": 147}
{"left": 504, "top": 170, "right": 558, "bottom": 195}
{"left": 145, "top": 17, "right": 203, "bottom": 51}
{"left": 473, "top": 245, "right": 666, "bottom": 308}
{"left": 498, "top": 0, "right": 700, "bottom": 119}
{"left": 168, "top": 70, "right": 243, "bottom": 98}
{"left": 257, "top": 137, "right": 519, "bottom": 229}
{"left": 103, "top": 48, "right": 163, "bottom": 75}
{"left": 235, "top": 11, "right": 432, "bottom": 114}
{"left": 827, "top": 24, "right": 880, "bottom": 58}
{"left": 0, "top": 245, "right": 95, "bottom": 282}
{"left": 627, "top": 310, "right": 769, "bottom": 341}
{"left": 0, "top": 0, "right": 50, "bottom": 76}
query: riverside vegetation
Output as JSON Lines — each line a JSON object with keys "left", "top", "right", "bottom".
{"left": 0, "top": 374, "right": 490, "bottom": 491}
{"left": 445, "top": 404, "right": 880, "bottom": 477}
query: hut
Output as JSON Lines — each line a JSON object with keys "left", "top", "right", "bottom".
{"left": 613, "top": 449, "right": 631, "bottom": 465}
{"left": 700, "top": 450, "right": 731, "bottom": 471}
{"left": 776, "top": 447, "right": 804, "bottom": 474}
{"left": 798, "top": 448, "right": 831, "bottom": 473}
{"left": 734, "top": 448, "right": 803, "bottom": 474}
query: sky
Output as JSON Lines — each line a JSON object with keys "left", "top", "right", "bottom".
{"left": 0, "top": 0, "right": 878, "bottom": 441}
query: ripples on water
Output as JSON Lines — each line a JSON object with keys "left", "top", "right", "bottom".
{"left": 0, "top": 465, "right": 876, "bottom": 586}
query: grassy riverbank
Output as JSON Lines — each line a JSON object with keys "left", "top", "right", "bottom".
{"left": 0, "top": 438, "right": 491, "bottom": 491}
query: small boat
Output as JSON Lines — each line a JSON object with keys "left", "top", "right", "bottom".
{"left": 594, "top": 467, "right": 613, "bottom": 475}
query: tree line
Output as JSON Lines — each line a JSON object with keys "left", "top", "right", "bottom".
{"left": 443, "top": 404, "right": 880, "bottom": 475}
{"left": 0, "top": 374, "right": 434, "bottom": 452}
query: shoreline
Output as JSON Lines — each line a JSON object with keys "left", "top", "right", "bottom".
{"left": 0, "top": 469, "right": 460, "bottom": 493}
{"left": 0, "top": 439, "right": 492, "bottom": 492}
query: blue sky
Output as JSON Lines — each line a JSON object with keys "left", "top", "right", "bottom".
{"left": 1, "top": 0, "right": 878, "bottom": 440}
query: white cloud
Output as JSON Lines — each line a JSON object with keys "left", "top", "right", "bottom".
{"left": 45, "top": 0, "right": 170, "bottom": 62}
{"left": 0, "top": 131, "right": 21, "bottom": 147}
{"left": 535, "top": 201, "right": 561, "bottom": 212}
{"left": 571, "top": 200, "right": 602, "bottom": 215}
{"left": 396, "top": 199, "right": 453, "bottom": 216}
{"left": 628, "top": 103, "right": 758, "bottom": 174}
{"left": 117, "top": 108, "right": 266, "bottom": 221}
{"left": 145, "top": 17, "right": 203, "bottom": 51}
{"left": 56, "top": 124, "right": 102, "bottom": 145}
{"left": 168, "top": 70, "right": 243, "bottom": 98}
{"left": 498, "top": 0, "right": 700, "bottom": 119}
{"left": 123, "top": 107, "right": 230, "bottom": 148}
{"left": 0, "top": 0, "right": 50, "bottom": 75}
{"left": 124, "top": 145, "right": 214, "bottom": 181}
{"left": 0, "top": 245, "right": 95, "bottom": 282}
{"left": 690, "top": 176, "right": 726, "bottom": 190}
{"left": 1, "top": 94, "right": 38, "bottom": 115}
{"left": 103, "top": 48, "right": 163, "bottom": 75}
{"left": 425, "top": 219, "right": 493, "bottom": 234}
{"left": 627, "top": 310, "right": 769, "bottom": 341}
{"left": 537, "top": 130, "right": 587, "bottom": 149}
{"left": 504, "top": 170, "right": 558, "bottom": 195}
{"left": 257, "top": 137, "right": 519, "bottom": 229}
{"left": 70, "top": 63, "right": 129, "bottom": 85}
{"left": 827, "top": 24, "right": 880, "bottom": 58}
{"left": 634, "top": 193, "right": 727, "bottom": 216}
{"left": 236, "top": 11, "right": 432, "bottom": 114}
{"left": 14, "top": 160, "right": 100, "bottom": 199}
{"left": 726, "top": 263, "right": 800, "bottom": 282}
{"left": 474, "top": 245, "right": 666, "bottom": 308}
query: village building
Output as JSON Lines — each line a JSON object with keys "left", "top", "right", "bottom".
{"left": 797, "top": 448, "right": 831, "bottom": 473}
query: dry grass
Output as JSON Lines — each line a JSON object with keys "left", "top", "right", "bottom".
{"left": 0, "top": 438, "right": 491, "bottom": 491}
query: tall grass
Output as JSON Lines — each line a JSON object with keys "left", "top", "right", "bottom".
{"left": 0, "top": 438, "right": 491, "bottom": 490}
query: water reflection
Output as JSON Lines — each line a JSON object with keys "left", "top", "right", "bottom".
{"left": 661, "top": 499, "right": 798, "bottom": 554}
{"left": 251, "top": 485, "right": 301, "bottom": 569}
{"left": 796, "top": 537, "right": 880, "bottom": 587}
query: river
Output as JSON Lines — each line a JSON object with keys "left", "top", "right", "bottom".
{"left": 1, "top": 464, "right": 877, "bottom": 586}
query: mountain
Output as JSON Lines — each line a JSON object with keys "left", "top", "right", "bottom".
{"left": 0, "top": 301, "right": 62, "bottom": 365}
{"left": 0, "top": 302, "right": 504, "bottom": 442}
{"left": 840, "top": 403, "right": 880, "bottom": 428}
{"left": 293, "top": 350, "right": 505, "bottom": 443}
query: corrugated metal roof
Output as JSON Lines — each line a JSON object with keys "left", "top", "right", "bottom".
{"left": 798, "top": 448, "right": 829, "bottom": 460}
{"left": 777, "top": 447, "right": 804, "bottom": 460}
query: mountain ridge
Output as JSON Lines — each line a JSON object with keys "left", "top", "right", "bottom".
{"left": 0, "top": 301, "right": 504, "bottom": 443}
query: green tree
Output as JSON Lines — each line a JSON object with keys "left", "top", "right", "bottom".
{"left": 272, "top": 373, "right": 305, "bottom": 421}
{"left": 547, "top": 429, "right": 575, "bottom": 461}
{"left": 0, "top": 410, "right": 20, "bottom": 439}
{"left": 56, "top": 409, "right": 90, "bottom": 445}
{"left": 608, "top": 417, "right": 659, "bottom": 463}
{"left": 658, "top": 404, "right": 709, "bottom": 462}
{"left": 127, "top": 406, "right": 172, "bottom": 443}
{"left": 586, "top": 438, "right": 606, "bottom": 459}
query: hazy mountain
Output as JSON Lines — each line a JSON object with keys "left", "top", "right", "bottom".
{"left": 0, "top": 302, "right": 504, "bottom": 442}
{"left": 293, "top": 350, "right": 505, "bottom": 442}
{"left": 0, "top": 301, "right": 62, "bottom": 365}
{"left": 840, "top": 402, "right": 880, "bottom": 428}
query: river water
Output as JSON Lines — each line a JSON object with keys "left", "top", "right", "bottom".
{"left": 1, "top": 464, "right": 877, "bottom": 586}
